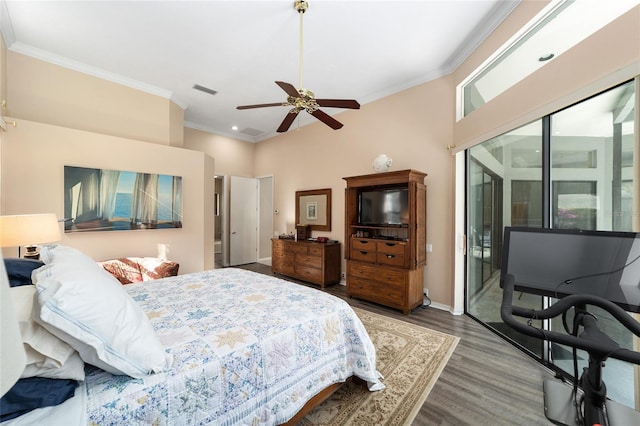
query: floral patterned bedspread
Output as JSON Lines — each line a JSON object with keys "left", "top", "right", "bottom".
{"left": 84, "top": 268, "right": 383, "bottom": 425}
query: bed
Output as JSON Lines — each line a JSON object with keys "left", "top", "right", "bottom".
{"left": 2, "top": 245, "right": 383, "bottom": 425}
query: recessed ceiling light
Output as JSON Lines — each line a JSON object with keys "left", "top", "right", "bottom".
{"left": 538, "top": 53, "right": 555, "bottom": 62}
{"left": 232, "top": 125, "right": 238, "bottom": 131}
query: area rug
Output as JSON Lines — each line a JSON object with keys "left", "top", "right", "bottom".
{"left": 300, "top": 307, "right": 460, "bottom": 425}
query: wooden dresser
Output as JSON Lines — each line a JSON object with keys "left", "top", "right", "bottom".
{"left": 271, "top": 239, "right": 341, "bottom": 288}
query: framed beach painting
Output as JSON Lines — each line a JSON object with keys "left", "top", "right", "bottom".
{"left": 64, "top": 166, "right": 183, "bottom": 233}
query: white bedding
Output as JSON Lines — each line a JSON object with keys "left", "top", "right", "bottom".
{"left": 8, "top": 268, "right": 382, "bottom": 425}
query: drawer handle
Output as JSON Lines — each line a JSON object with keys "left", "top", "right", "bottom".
{"left": 385, "top": 243, "right": 396, "bottom": 247}
{"left": 359, "top": 240, "right": 369, "bottom": 244}
{"left": 386, "top": 254, "right": 395, "bottom": 259}
{"left": 360, "top": 251, "right": 369, "bottom": 255}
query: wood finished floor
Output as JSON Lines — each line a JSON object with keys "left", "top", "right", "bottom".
{"left": 237, "top": 263, "right": 555, "bottom": 425}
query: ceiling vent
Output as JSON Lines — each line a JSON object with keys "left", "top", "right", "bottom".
{"left": 240, "top": 127, "right": 263, "bottom": 137}
{"left": 192, "top": 84, "right": 218, "bottom": 96}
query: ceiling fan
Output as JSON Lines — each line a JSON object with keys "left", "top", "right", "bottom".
{"left": 236, "top": 0, "right": 360, "bottom": 133}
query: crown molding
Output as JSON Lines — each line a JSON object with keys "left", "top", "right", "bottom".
{"left": 444, "top": 0, "right": 520, "bottom": 75}
{"left": 9, "top": 42, "right": 189, "bottom": 108}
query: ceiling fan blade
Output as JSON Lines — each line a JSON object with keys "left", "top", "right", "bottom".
{"left": 275, "top": 81, "right": 300, "bottom": 98}
{"left": 277, "top": 110, "right": 300, "bottom": 132}
{"left": 236, "top": 102, "right": 285, "bottom": 110}
{"left": 315, "top": 99, "right": 360, "bottom": 109}
{"left": 311, "top": 109, "right": 343, "bottom": 130}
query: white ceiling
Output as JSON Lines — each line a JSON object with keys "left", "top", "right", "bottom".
{"left": 0, "top": 0, "right": 520, "bottom": 142}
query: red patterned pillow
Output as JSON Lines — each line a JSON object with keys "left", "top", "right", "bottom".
{"left": 98, "top": 258, "right": 143, "bottom": 284}
{"left": 138, "top": 258, "right": 179, "bottom": 281}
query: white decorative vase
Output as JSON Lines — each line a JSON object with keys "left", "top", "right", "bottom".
{"left": 372, "top": 154, "right": 392, "bottom": 173}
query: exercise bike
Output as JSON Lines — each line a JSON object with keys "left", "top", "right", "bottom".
{"left": 501, "top": 273, "right": 640, "bottom": 426}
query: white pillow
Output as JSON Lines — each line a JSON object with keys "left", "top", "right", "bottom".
{"left": 10, "top": 285, "right": 85, "bottom": 381}
{"left": 32, "top": 244, "right": 173, "bottom": 378}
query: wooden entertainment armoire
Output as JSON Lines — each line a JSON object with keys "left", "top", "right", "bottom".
{"left": 343, "top": 169, "right": 427, "bottom": 315}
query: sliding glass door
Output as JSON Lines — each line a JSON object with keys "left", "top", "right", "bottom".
{"left": 548, "top": 81, "right": 637, "bottom": 407}
{"left": 467, "top": 121, "right": 543, "bottom": 358}
{"left": 466, "top": 79, "right": 638, "bottom": 409}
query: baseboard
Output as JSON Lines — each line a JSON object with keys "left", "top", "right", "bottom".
{"left": 423, "top": 300, "right": 455, "bottom": 313}
{"left": 258, "top": 257, "right": 271, "bottom": 266}
{"left": 449, "top": 306, "right": 464, "bottom": 315}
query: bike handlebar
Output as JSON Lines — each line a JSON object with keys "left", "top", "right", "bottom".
{"left": 501, "top": 273, "right": 640, "bottom": 365}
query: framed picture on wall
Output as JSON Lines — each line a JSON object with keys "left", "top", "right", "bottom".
{"left": 64, "top": 165, "right": 183, "bottom": 233}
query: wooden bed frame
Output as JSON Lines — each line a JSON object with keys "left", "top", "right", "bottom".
{"left": 281, "top": 376, "right": 363, "bottom": 425}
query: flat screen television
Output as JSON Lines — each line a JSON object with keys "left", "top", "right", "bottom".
{"left": 500, "top": 227, "right": 640, "bottom": 313}
{"left": 358, "top": 187, "right": 409, "bottom": 226}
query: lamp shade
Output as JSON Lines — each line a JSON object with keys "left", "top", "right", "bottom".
{"left": 0, "top": 214, "right": 61, "bottom": 248}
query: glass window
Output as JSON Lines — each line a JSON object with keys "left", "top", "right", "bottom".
{"left": 458, "top": 0, "right": 638, "bottom": 118}
{"left": 551, "top": 81, "right": 635, "bottom": 232}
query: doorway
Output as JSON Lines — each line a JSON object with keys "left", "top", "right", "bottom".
{"left": 227, "top": 175, "right": 274, "bottom": 267}
{"left": 257, "top": 176, "right": 273, "bottom": 265}
{"left": 214, "top": 176, "right": 225, "bottom": 268}
{"left": 229, "top": 176, "right": 258, "bottom": 266}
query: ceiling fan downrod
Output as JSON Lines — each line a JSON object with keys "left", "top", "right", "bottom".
{"left": 294, "top": 1, "right": 308, "bottom": 92}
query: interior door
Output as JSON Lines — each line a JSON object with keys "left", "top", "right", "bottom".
{"left": 229, "top": 176, "right": 258, "bottom": 266}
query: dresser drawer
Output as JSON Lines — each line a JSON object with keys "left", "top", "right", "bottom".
{"left": 295, "top": 265, "right": 322, "bottom": 284}
{"left": 276, "top": 263, "right": 295, "bottom": 276}
{"left": 376, "top": 252, "right": 406, "bottom": 268}
{"left": 272, "top": 240, "right": 287, "bottom": 251}
{"left": 296, "top": 254, "right": 322, "bottom": 269}
{"left": 348, "top": 262, "right": 405, "bottom": 284}
{"left": 289, "top": 243, "right": 308, "bottom": 254}
{"left": 351, "top": 238, "right": 375, "bottom": 251}
{"left": 351, "top": 249, "right": 376, "bottom": 263}
{"left": 348, "top": 276, "right": 405, "bottom": 306}
{"left": 273, "top": 256, "right": 294, "bottom": 275}
{"left": 272, "top": 250, "right": 294, "bottom": 263}
{"left": 308, "top": 246, "right": 324, "bottom": 257}
{"left": 376, "top": 241, "right": 407, "bottom": 255}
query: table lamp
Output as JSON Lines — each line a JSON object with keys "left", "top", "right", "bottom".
{"left": 0, "top": 213, "right": 61, "bottom": 259}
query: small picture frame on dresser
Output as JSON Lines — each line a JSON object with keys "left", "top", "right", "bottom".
{"left": 296, "top": 225, "right": 311, "bottom": 240}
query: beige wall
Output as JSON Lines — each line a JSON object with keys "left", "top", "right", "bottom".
{"left": 6, "top": 52, "right": 184, "bottom": 146}
{"left": 254, "top": 76, "right": 455, "bottom": 306}
{"left": 183, "top": 127, "right": 255, "bottom": 177}
{"left": 0, "top": 118, "right": 215, "bottom": 273}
